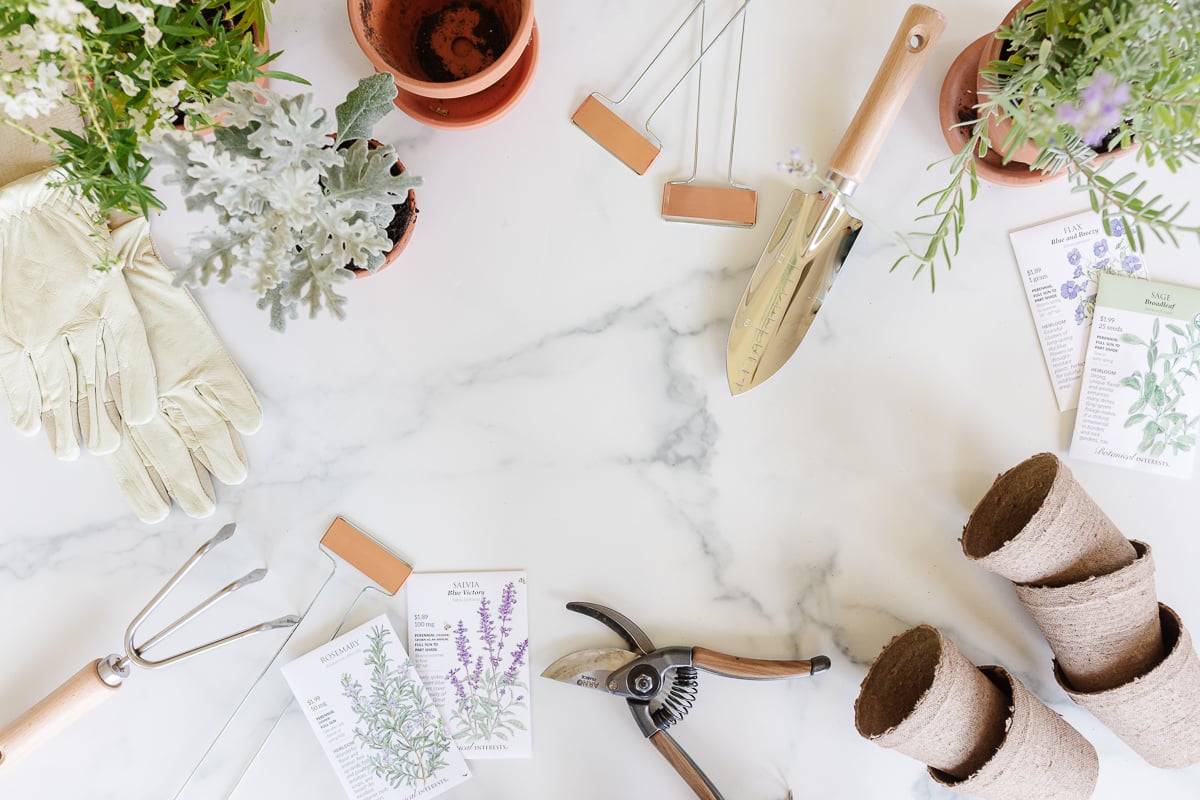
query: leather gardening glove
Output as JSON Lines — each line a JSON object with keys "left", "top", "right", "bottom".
{"left": 0, "top": 168, "right": 157, "bottom": 459}
{"left": 104, "top": 218, "right": 263, "bottom": 523}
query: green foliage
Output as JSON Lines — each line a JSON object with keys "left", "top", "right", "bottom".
{"left": 0, "top": 0, "right": 287, "bottom": 218}
{"left": 334, "top": 72, "right": 399, "bottom": 148}
{"left": 155, "top": 77, "right": 422, "bottom": 331}
{"left": 1120, "top": 317, "right": 1200, "bottom": 456}
{"left": 899, "top": 0, "right": 1200, "bottom": 287}
{"left": 341, "top": 626, "right": 454, "bottom": 789}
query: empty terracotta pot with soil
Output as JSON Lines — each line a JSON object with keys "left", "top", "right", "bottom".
{"left": 348, "top": 0, "right": 537, "bottom": 127}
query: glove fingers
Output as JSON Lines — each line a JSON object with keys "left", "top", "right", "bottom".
{"left": 41, "top": 336, "right": 81, "bottom": 460}
{"left": 196, "top": 374, "right": 262, "bottom": 435}
{"left": 76, "top": 324, "right": 121, "bottom": 455}
{"left": 104, "top": 426, "right": 171, "bottom": 524}
{"left": 170, "top": 392, "right": 250, "bottom": 485}
{"left": 0, "top": 340, "right": 41, "bottom": 434}
{"left": 117, "top": 411, "right": 218, "bottom": 520}
{"left": 100, "top": 307, "right": 157, "bottom": 427}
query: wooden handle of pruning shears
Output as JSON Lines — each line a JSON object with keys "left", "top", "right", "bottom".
{"left": 0, "top": 660, "right": 121, "bottom": 772}
{"left": 693, "top": 647, "right": 829, "bottom": 679}
{"left": 650, "top": 730, "right": 722, "bottom": 800}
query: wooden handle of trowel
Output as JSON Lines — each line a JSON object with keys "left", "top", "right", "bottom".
{"left": 0, "top": 660, "right": 121, "bottom": 771}
{"left": 828, "top": 4, "right": 947, "bottom": 186}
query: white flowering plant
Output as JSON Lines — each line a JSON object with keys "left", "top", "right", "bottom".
{"left": 899, "top": 0, "right": 1200, "bottom": 287}
{"left": 0, "top": 0, "right": 287, "bottom": 217}
{"left": 155, "top": 73, "right": 423, "bottom": 331}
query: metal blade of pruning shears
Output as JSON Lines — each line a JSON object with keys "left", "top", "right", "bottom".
{"left": 540, "top": 648, "right": 639, "bottom": 692}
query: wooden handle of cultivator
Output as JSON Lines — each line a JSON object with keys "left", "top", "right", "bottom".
{"left": 0, "top": 660, "right": 121, "bottom": 772}
{"left": 649, "top": 730, "right": 722, "bottom": 800}
{"left": 828, "top": 4, "right": 947, "bottom": 187}
{"left": 693, "top": 647, "right": 830, "bottom": 679}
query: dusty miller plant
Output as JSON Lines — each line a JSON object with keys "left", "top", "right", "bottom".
{"left": 898, "top": 0, "right": 1200, "bottom": 287}
{"left": 341, "top": 625, "right": 453, "bottom": 789}
{"left": 155, "top": 72, "right": 422, "bottom": 330}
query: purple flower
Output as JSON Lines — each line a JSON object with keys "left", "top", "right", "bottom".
{"left": 447, "top": 670, "right": 467, "bottom": 703}
{"left": 1122, "top": 254, "right": 1142, "bottom": 273}
{"left": 472, "top": 654, "right": 484, "bottom": 689}
{"left": 478, "top": 596, "right": 497, "bottom": 667}
{"left": 454, "top": 620, "right": 471, "bottom": 673}
{"left": 1056, "top": 72, "right": 1132, "bottom": 147}
{"left": 502, "top": 639, "right": 530, "bottom": 687}
{"left": 1062, "top": 281, "right": 1079, "bottom": 300}
{"left": 1095, "top": 258, "right": 1109, "bottom": 271}
{"left": 1093, "top": 239, "right": 1108, "bottom": 257}
{"left": 1072, "top": 265, "right": 1084, "bottom": 279}
{"left": 1067, "top": 248, "right": 1082, "bottom": 266}
{"left": 1109, "top": 218, "right": 1126, "bottom": 238}
{"left": 1075, "top": 305, "right": 1086, "bottom": 324}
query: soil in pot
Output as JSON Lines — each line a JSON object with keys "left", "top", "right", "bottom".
{"left": 336, "top": 140, "right": 419, "bottom": 278}
{"left": 414, "top": 1, "right": 511, "bottom": 82}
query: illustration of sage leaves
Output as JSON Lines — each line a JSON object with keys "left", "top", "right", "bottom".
{"left": 1119, "top": 317, "right": 1200, "bottom": 456}
{"left": 341, "top": 625, "right": 453, "bottom": 789}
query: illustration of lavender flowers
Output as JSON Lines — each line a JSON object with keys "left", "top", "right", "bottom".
{"left": 445, "top": 583, "right": 529, "bottom": 745}
{"left": 341, "top": 626, "right": 453, "bottom": 789}
{"left": 1061, "top": 230, "right": 1141, "bottom": 325}
{"left": 1120, "top": 318, "right": 1200, "bottom": 456}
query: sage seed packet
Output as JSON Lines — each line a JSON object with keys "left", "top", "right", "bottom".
{"left": 407, "top": 571, "right": 532, "bottom": 758}
{"left": 1010, "top": 211, "right": 1151, "bottom": 411}
{"left": 1070, "top": 273, "right": 1200, "bottom": 478}
{"left": 281, "top": 614, "right": 471, "bottom": 800}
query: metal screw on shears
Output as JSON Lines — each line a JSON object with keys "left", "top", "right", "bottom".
{"left": 633, "top": 675, "right": 655, "bottom": 694}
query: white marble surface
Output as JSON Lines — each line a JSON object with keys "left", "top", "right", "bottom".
{"left": 3, "top": 1, "right": 1200, "bottom": 798}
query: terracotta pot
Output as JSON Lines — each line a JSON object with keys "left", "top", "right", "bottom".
{"left": 332, "top": 138, "right": 419, "bottom": 279}
{"left": 391, "top": 22, "right": 538, "bottom": 130}
{"left": 940, "top": 0, "right": 1135, "bottom": 187}
{"left": 348, "top": 0, "right": 537, "bottom": 126}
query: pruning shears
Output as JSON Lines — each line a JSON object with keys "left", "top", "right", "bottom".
{"left": 541, "top": 602, "right": 831, "bottom": 800}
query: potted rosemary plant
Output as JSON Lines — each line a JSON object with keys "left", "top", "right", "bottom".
{"left": 903, "top": 0, "right": 1200, "bottom": 286}
{"left": 0, "top": 0, "right": 285, "bottom": 218}
{"left": 155, "top": 73, "right": 422, "bottom": 331}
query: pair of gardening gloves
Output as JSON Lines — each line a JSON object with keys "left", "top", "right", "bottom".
{"left": 0, "top": 167, "right": 262, "bottom": 523}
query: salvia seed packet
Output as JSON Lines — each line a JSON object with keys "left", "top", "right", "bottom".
{"left": 1010, "top": 211, "right": 1151, "bottom": 411}
{"left": 407, "top": 571, "right": 532, "bottom": 759}
{"left": 281, "top": 614, "right": 471, "bottom": 800}
{"left": 1070, "top": 273, "right": 1200, "bottom": 478}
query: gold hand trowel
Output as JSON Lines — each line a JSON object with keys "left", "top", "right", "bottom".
{"left": 726, "top": 4, "right": 945, "bottom": 395}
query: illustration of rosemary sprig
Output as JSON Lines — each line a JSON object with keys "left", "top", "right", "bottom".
{"left": 1119, "top": 317, "right": 1200, "bottom": 456}
{"left": 341, "top": 626, "right": 453, "bottom": 789}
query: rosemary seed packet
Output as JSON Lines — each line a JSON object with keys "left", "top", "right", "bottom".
{"left": 281, "top": 614, "right": 471, "bottom": 800}
{"left": 407, "top": 571, "right": 531, "bottom": 759}
{"left": 1070, "top": 273, "right": 1200, "bottom": 478}
{"left": 1010, "top": 211, "right": 1151, "bottom": 411}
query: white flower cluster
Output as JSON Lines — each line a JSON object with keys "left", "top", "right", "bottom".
{"left": 1, "top": 0, "right": 178, "bottom": 119}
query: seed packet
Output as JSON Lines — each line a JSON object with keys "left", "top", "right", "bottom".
{"left": 407, "top": 571, "right": 531, "bottom": 758}
{"left": 1010, "top": 211, "right": 1150, "bottom": 410}
{"left": 1070, "top": 273, "right": 1200, "bottom": 478}
{"left": 282, "top": 614, "right": 471, "bottom": 800}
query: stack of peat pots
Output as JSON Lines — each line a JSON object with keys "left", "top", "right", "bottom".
{"left": 853, "top": 453, "right": 1200, "bottom": 799}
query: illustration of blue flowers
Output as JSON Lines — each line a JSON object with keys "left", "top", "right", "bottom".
{"left": 445, "top": 583, "right": 529, "bottom": 746}
{"left": 1060, "top": 232, "right": 1141, "bottom": 325}
{"left": 342, "top": 626, "right": 453, "bottom": 789}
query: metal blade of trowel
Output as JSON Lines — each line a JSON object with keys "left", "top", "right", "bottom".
{"left": 726, "top": 4, "right": 945, "bottom": 395}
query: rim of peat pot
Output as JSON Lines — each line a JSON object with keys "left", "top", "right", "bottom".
{"left": 347, "top": 0, "right": 535, "bottom": 100}
{"left": 391, "top": 22, "right": 538, "bottom": 130}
